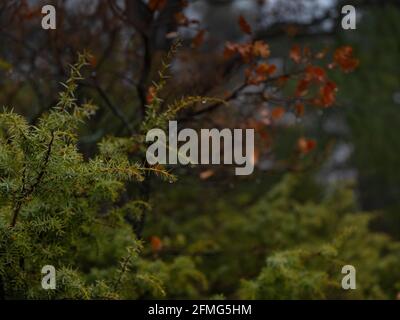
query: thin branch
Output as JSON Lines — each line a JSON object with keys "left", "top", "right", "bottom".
{"left": 178, "top": 82, "right": 247, "bottom": 122}
{"left": 10, "top": 131, "right": 55, "bottom": 228}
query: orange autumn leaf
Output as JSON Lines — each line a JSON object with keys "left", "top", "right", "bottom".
{"left": 277, "top": 75, "right": 290, "bottom": 86}
{"left": 256, "top": 63, "right": 276, "bottom": 76}
{"left": 253, "top": 41, "right": 270, "bottom": 58}
{"left": 245, "top": 68, "right": 262, "bottom": 85}
{"left": 296, "top": 79, "right": 310, "bottom": 97}
{"left": 223, "top": 42, "right": 253, "bottom": 62}
{"left": 88, "top": 55, "right": 97, "bottom": 68}
{"left": 146, "top": 85, "right": 157, "bottom": 104}
{"left": 192, "top": 29, "right": 206, "bottom": 48}
{"left": 200, "top": 169, "right": 215, "bottom": 180}
{"left": 223, "top": 42, "right": 237, "bottom": 59}
{"left": 255, "top": 63, "right": 269, "bottom": 75}
{"left": 313, "top": 67, "right": 326, "bottom": 82}
{"left": 298, "top": 137, "right": 317, "bottom": 154}
{"left": 150, "top": 236, "right": 163, "bottom": 253}
{"left": 238, "top": 15, "right": 252, "bottom": 35}
{"left": 148, "top": 0, "right": 167, "bottom": 12}
{"left": 224, "top": 42, "right": 266, "bottom": 63}
{"left": 267, "top": 64, "right": 277, "bottom": 75}
{"left": 175, "top": 12, "right": 189, "bottom": 26}
{"left": 305, "top": 65, "right": 326, "bottom": 82}
{"left": 246, "top": 70, "right": 264, "bottom": 85}
{"left": 246, "top": 63, "right": 277, "bottom": 85}
{"left": 290, "top": 44, "right": 302, "bottom": 64}
{"left": 319, "top": 80, "right": 337, "bottom": 107}
{"left": 334, "top": 46, "right": 359, "bottom": 73}
{"left": 237, "top": 44, "right": 253, "bottom": 63}
{"left": 271, "top": 107, "right": 285, "bottom": 120}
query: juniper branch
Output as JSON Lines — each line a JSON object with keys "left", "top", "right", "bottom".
{"left": 10, "top": 131, "right": 55, "bottom": 228}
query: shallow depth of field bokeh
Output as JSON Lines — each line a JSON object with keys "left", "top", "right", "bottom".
{"left": 0, "top": 0, "right": 399, "bottom": 299}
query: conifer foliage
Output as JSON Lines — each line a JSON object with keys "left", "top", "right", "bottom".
{"left": 0, "top": 53, "right": 199, "bottom": 299}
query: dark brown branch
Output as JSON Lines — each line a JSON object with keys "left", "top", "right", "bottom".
{"left": 10, "top": 131, "right": 55, "bottom": 228}
{"left": 179, "top": 82, "right": 248, "bottom": 122}
{"left": 80, "top": 80, "right": 135, "bottom": 136}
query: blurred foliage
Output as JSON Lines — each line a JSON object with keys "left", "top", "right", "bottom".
{"left": 331, "top": 5, "right": 400, "bottom": 236}
{"left": 147, "top": 174, "right": 400, "bottom": 299}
